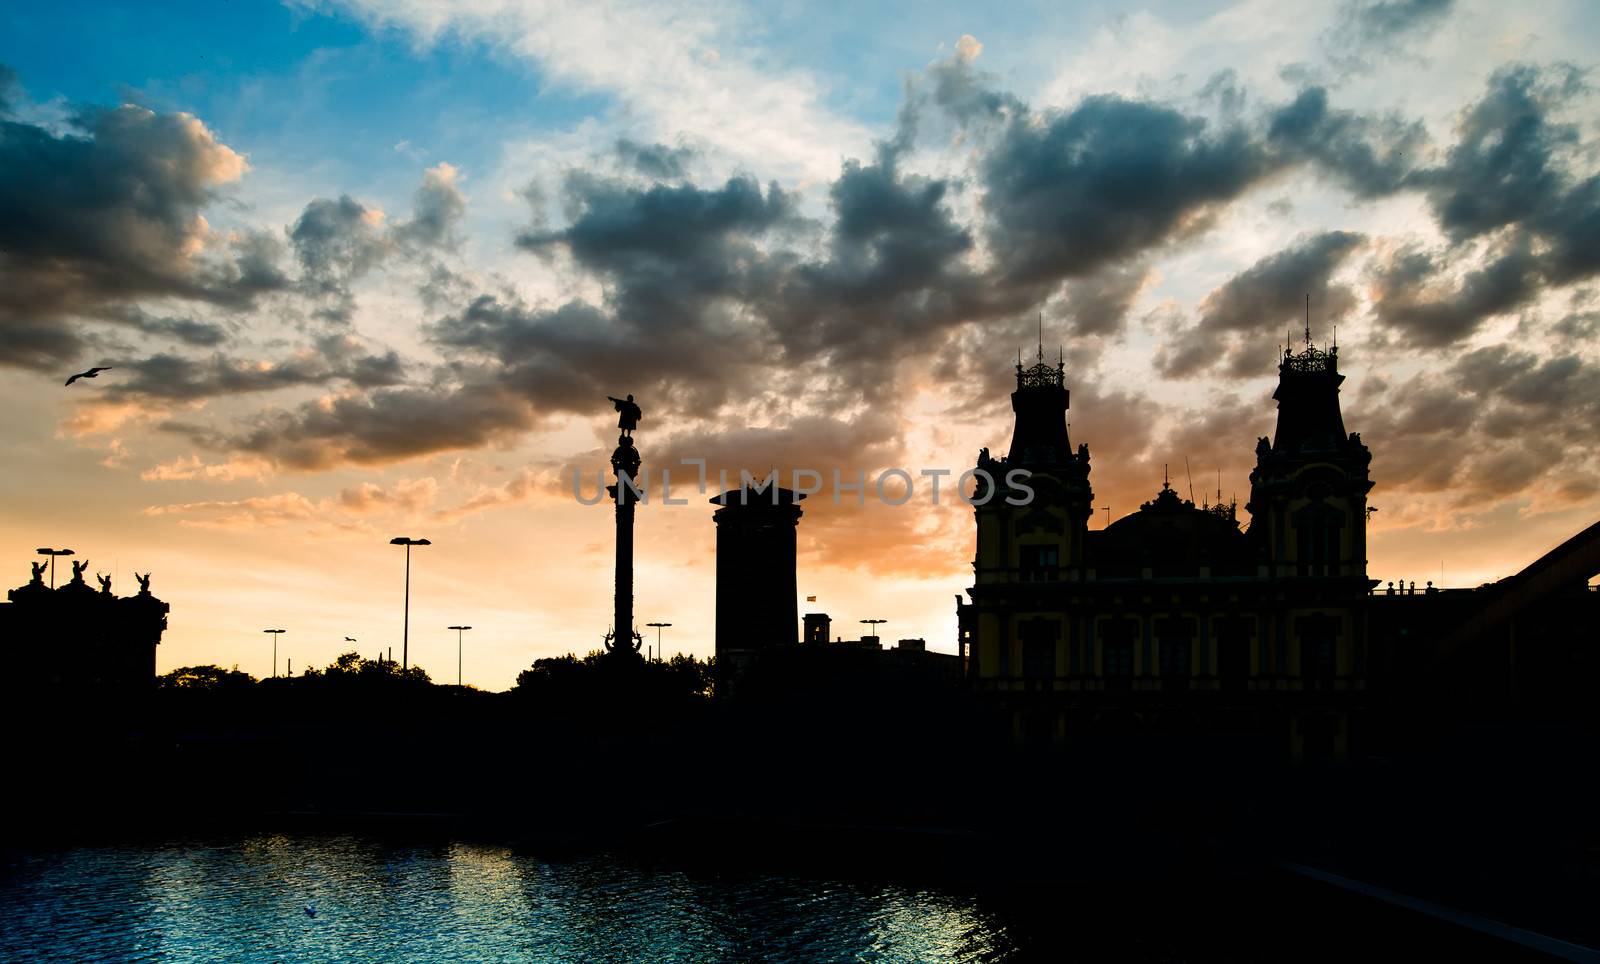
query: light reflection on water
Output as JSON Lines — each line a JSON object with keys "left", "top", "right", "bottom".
{"left": 0, "top": 835, "right": 1016, "bottom": 962}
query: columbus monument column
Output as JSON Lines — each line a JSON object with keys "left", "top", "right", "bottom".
{"left": 604, "top": 393, "right": 645, "bottom": 658}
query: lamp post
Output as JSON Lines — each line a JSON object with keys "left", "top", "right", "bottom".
{"left": 388, "top": 537, "right": 431, "bottom": 671}
{"left": 646, "top": 622, "right": 671, "bottom": 662}
{"left": 35, "top": 548, "right": 74, "bottom": 589}
{"left": 860, "top": 618, "right": 887, "bottom": 646}
{"left": 263, "top": 629, "right": 285, "bottom": 678}
{"left": 447, "top": 625, "right": 471, "bottom": 686}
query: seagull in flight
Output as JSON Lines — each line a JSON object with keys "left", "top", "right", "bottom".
{"left": 64, "top": 366, "right": 114, "bottom": 386}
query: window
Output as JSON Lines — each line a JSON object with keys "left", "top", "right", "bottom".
{"left": 1293, "top": 502, "right": 1346, "bottom": 577}
{"left": 1021, "top": 619, "right": 1057, "bottom": 680}
{"left": 1101, "top": 618, "right": 1136, "bottom": 686}
{"left": 1020, "top": 544, "right": 1060, "bottom": 581}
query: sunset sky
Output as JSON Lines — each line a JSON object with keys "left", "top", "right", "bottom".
{"left": 3, "top": 0, "right": 1599, "bottom": 688}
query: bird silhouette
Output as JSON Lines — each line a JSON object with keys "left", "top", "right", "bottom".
{"left": 344, "top": 636, "right": 357, "bottom": 642}
{"left": 64, "top": 366, "right": 113, "bottom": 386}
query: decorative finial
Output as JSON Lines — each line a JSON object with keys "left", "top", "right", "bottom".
{"left": 1037, "top": 312, "right": 1044, "bottom": 363}
{"left": 1304, "top": 292, "right": 1311, "bottom": 347}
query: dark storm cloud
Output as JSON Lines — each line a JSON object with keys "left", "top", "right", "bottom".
{"left": 615, "top": 138, "right": 695, "bottom": 180}
{"left": 1341, "top": 65, "right": 1600, "bottom": 345}
{"left": 1266, "top": 87, "right": 1425, "bottom": 198}
{"left": 205, "top": 380, "right": 536, "bottom": 471}
{"left": 1417, "top": 64, "right": 1582, "bottom": 241}
{"left": 1346, "top": 343, "right": 1600, "bottom": 505}
{"left": 759, "top": 150, "right": 1022, "bottom": 365}
{"left": 104, "top": 337, "right": 406, "bottom": 402}
{"left": 518, "top": 172, "right": 798, "bottom": 330}
{"left": 0, "top": 96, "right": 272, "bottom": 368}
{"left": 1368, "top": 238, "right": 1541, "bottom": 346}
{"left": 1157, "top": 231, "right": 1365, "bottom": 378}
{"left": 122, "top": 309, "right": 229, "bottom": 347}
{"left": 980, "top": 95, "right": 1276, "bottom": 287}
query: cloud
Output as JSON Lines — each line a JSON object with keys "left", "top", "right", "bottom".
{"left": 0, "top": 63, "right": 18, "bottom": 116}
{"left": 1324, "top": 0, "right": 1455, "bottom": 71}
{"left": 614, "top": 139, "right": 695, "bottom": 180}
{"left": 99, "top": 335, "right": 406, "bottom": 402}
{"left": 318, "top": 0, "right": 871, "bottom": 183}
{"left": 1367, "top": 236, "right": 1541, "bottom": 346}
{"left": 139, "top": 454, "right": 273, "bottom": 482}
{"left": 144, "top": 491, "right": 321, "bottom": 529}
{"left": 144, "top": 478, "right": 439, "bottom": 529}
{"left": 1266, "top": 86, "right": 1426, "bottom": 198}
{"left": 337, "top": 477, "right": 439, "bottom": 514}
{"left": 1157, "top": 231, "right": 1366, "bottom": 377}
{"left": 288, "top": 195, "right": 390, "bottom": 321}
{"left": 393, "top": 162, "right": 466, "bottom": 249}
{"left": 1059, "top": 262, "right": 1154, "bottom": 337}
{"left": 518, "top": 172, "right": 798, "bottom": 330}
{"left": 0, "top": 96, "right": 268, "bottom": 368}
{"left": 979, "top": 94, "right": 1276, "bottom": 287}
{"left": 201, "top": 380, "right": 535, "bottom": 471}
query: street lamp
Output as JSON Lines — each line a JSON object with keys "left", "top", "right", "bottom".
{"left": 447, "top": 625, "right": 471, "bottom": 687}
{"left": 263, "top": 629, "right": 285, "bottom": 677}
{"left": 35, "top": 548, "right": 74, "bottom": 589}
{"left": 646, "top": 622, "right": 672, "bottom": 662}
{"left": 389, "top": 537, "right": 431, "bottom": 671}
{"left": 860, "top": 618, "right": 887, "bottom": 646}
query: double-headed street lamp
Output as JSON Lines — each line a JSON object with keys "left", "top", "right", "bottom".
{"left": 35, "top": 547, "right": 74, "bottom": 589}
{"left": 646, "top": 622, "right": 672, "bottom": 662}
{"left": 263, "top": 629, "right": 286, "bottom": 677}
{"left": 860, "top": 618, "right": 887, "bottom": 645}
{"left": 448, "top": 625, "right": 471, "bottom": 687}
{"left": 389, "top": 537, "right": 431, "bottom": 671}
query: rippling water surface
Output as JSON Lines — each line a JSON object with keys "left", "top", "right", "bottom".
{"left": 0, "top": 835, "right": 1018, "bottom": 962}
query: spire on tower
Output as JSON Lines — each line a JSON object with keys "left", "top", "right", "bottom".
{"left": 1304, "top": 292, "right": 1311, "bottom": 346}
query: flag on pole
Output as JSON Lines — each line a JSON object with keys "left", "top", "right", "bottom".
{"left": 805, "top": 595, "right": 816, "bottom": 602}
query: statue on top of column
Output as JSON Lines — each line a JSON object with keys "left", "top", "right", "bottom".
{"left": 608, "top": 394, "right": 643, "bottom": 438}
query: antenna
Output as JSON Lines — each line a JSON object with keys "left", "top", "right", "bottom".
{"left": 1216, "top": 468, "right": 1221, "bottom": 504}
{"left": 1304, "top": 292, "right": 1311, "bottom": 346}
{"left": 1037, "top": 312, "right": 1044, "bottom": 362}
{"left": 1184, "top": 456, "right": 1194, "bottom": 503}
{"left": 1163, "top": 463, "right": 1170, "bottom": 490}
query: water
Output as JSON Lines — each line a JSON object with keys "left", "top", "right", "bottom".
{"left": 0, "top": 836, "right": 1018, "bottom": 962}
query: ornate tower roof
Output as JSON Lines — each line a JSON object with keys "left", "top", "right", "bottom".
{"left": 1007, "top": 342, "right": 1071, "bottom": 466}
{"left": 1271, "top": 322, "right": 1348, "bottom": 454}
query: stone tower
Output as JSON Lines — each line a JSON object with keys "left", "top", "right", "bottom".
{"left": 710, "top": 486, "right": 806, "bottom": 676}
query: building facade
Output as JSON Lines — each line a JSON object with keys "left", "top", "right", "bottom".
{"left": 957, "top": 339, "right": 1374, "bottom": 761}
{"left": 1, "top": 565, "right": 168, "bottom": 692}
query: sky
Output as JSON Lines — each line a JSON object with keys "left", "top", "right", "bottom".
{"left": 2, "top": 0, "right": 1599, "bottom": 688}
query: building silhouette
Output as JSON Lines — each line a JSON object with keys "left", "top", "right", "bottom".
{"left": 958, "top": 337, "right": 1373, "bottom": 760}
{"left": 711, "top": 486, "right": 806, "bottom": 676}
{"left": 1, "top": 564, "right": 168, "bottom": 691}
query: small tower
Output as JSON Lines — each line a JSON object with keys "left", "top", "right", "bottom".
{"left": 963, "top": 342, "right": 1094, "bottom": 688}
{"left": 710, "top": 486, "right": 807, "bottom": 677}
{"left": 1247, "top": 326, "right": 1372, "bottom": 579}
